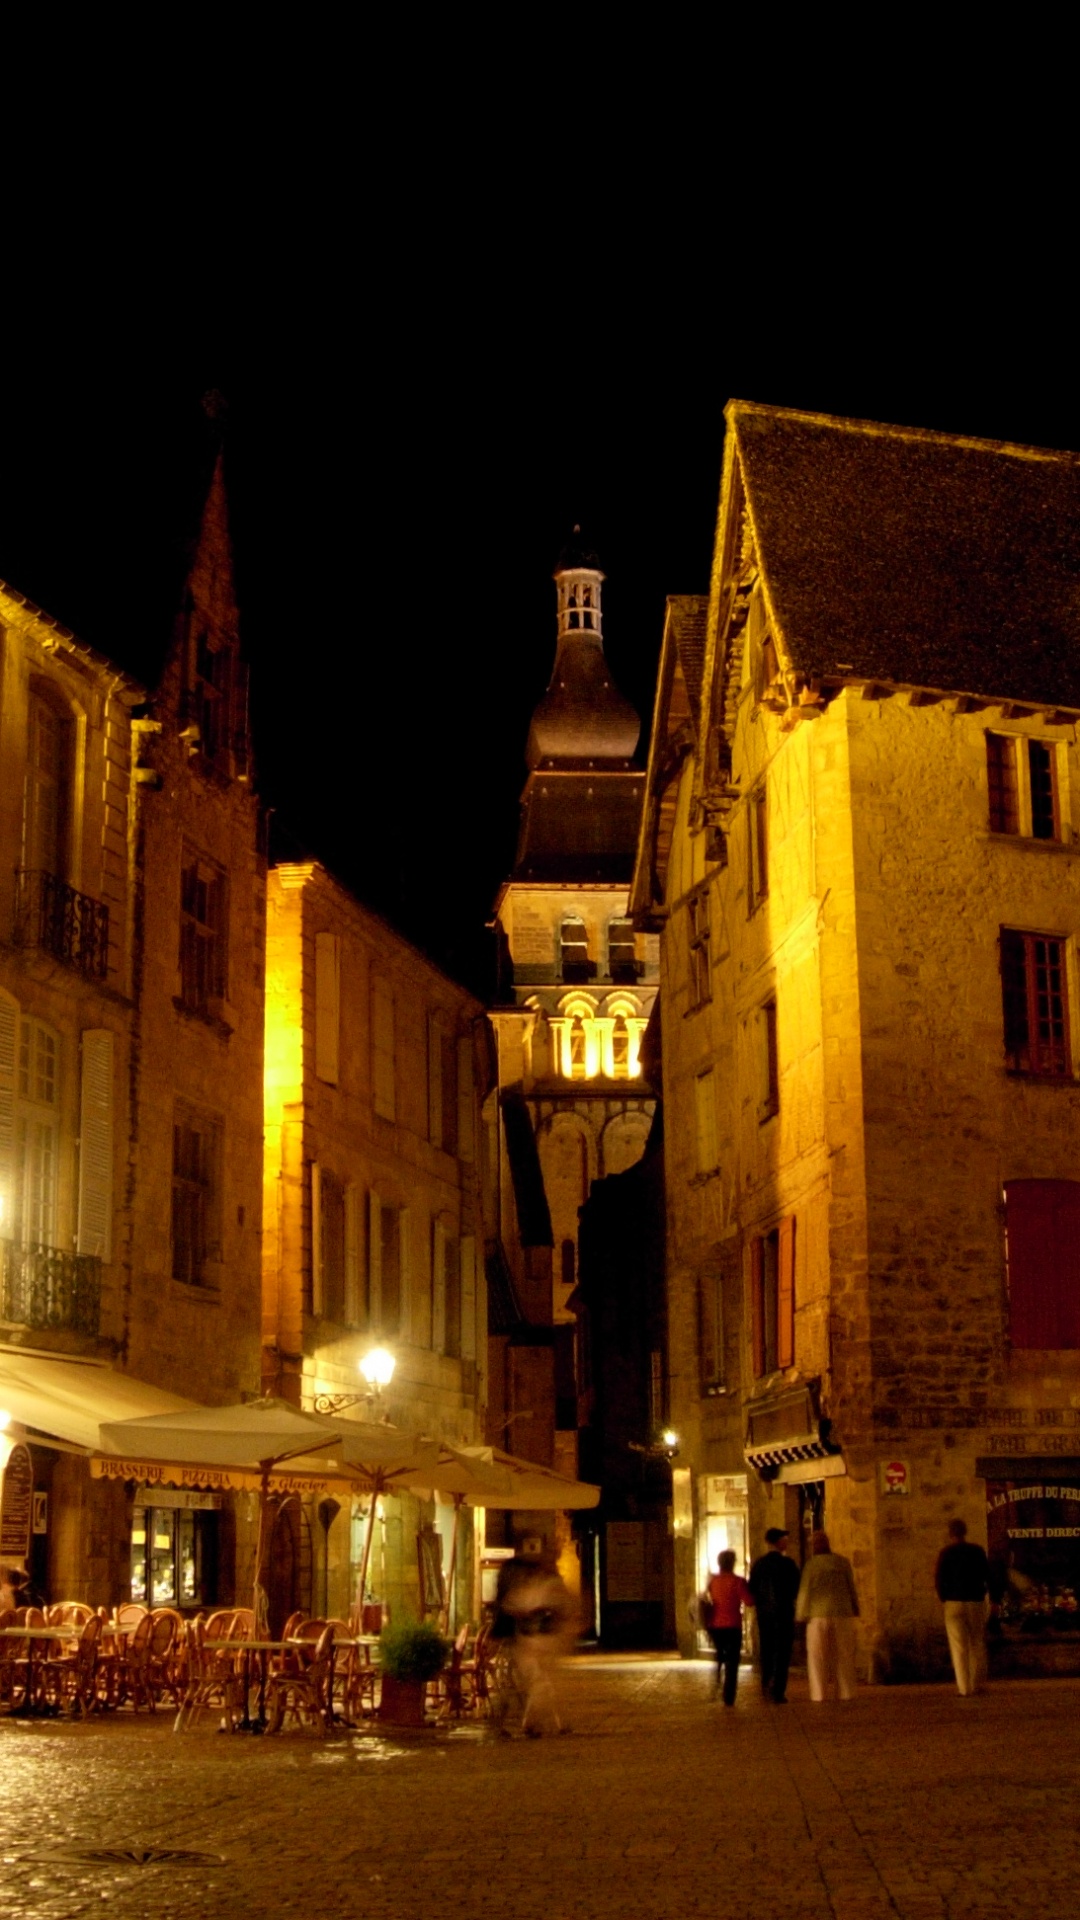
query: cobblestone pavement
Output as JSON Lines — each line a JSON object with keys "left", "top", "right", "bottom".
{"left": 2, "top": 1656, "right": 1080, "bottom": 1920}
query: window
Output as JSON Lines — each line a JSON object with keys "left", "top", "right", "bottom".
{"left": 315, "top": 1168, "right": 346, "bottom": 1321}
{"left": 1004, "top": 1180, "right": 1080, "bottom": 1348}
{"left": 172, "top": 1107, "right": 221, "bottom": 1285}
{"left": 987, "top": 733, "right": 1061, "bottom": 840}
{"left": 608, "top": 919, "right": 637, "bottom": 982}
{"left": 131, "top": 1501, "right": 217, "bottom": 1607}
{"left": 748, "top": 787, "right": 768, "bottom": 913}
{"left": 1001, "top": 929, "right": 1071, "bottom": 1076}
{"left": 372, "top": 979, "right": 395, "bottom": 1120}
{"left": 370, "top": 1193, "right": 404, "bottom": 1334}
{"left": 444, "top": 1232, "right": 461, "bottom": 1358}
{"left": 560, "top": 917, "right": 591, "bottom": 982}
{"left": 10, "top": 1017, "right": 60, "bottom": 1247}
{"left": 76, "top": 1030, "right": 114, "bottom": 1262}
{"left": 757, "top": 998, "right": 779, "bottom": 1119}
{"left": 24, "top": 686, "right": 73, "bottom": 881}
{"left": 751, "top": 1217, "right": 795, "bottom": 1376}
{"left": 179, "top": 850, "right": 227, "bottom": 1011}
{"left": 314, "top": 933, "right": 340, "bottom": 1085}
{"left": 694, "top": 1069, "right": 718, "bottom": 1173}
{"left": 699, "top": 1267, "right": 725, "bottom": 1394}
{"left": 687, "top": 887, "right": 711, "bottom": 1009}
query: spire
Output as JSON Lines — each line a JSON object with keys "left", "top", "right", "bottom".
{"left": 525, "top": 531, "right": 640, "bottom": 769}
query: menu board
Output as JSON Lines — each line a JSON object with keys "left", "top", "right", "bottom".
{"left": 0, "top": 1443, "right": 33, "bottom": 1563}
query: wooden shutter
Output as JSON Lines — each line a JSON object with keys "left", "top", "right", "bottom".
{"left": 372, "top": 980, "right": 395, "bottom": 1120}
{"left": 777, "top": 1213, "right": 796, "bottom": 1368}
{"left": 457, "top": 1036, "right": 475, "bottom": 1161}
{"left": 0, "top": 992, "right": 17, "bottom": 1236}
{"left": 460, "top": 1234, "right": 477, "bottom": 1361}
{"left": 314, "top": 933, "right": 340, "bottom": 1085}
{"left": 427, "top": 1013, "right": 443, "bottom": 1146}
{"left": 1005, "top": 1179, "right": 1080, "bottom": 1348}
{"left": 310, "top": 1163, "right": 323, "bottom": 1315}
{"left": 368, "top": 1191, "right": 383, "bottom": 1325}
{"left": 344, "top": 1183, "right": 361, "bottom": 1324}
{"left": 431, "top": 1218, "right": 447, "bottom": 1352}
{"left": 750, "top": 1237, "right": 765, "bottom": 1377}
{"left": 76, "top": 1030, "right": 114, "bottom": 1261}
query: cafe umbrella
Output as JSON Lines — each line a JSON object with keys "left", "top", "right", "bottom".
{"left": 95, "top": 1398, "right": 438, "bottom": 1630}
{"left": 421, "top": 1445, "right": 601, "bottom": 1630}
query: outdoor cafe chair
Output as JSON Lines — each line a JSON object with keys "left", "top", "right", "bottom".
{"left": 174, "top": 1615, "right": 244, "bottom": 1733}
{"left": 440, "top": 1623, "right": 472, "bottom": 1721}
{"left": 456, "top": 1623, "right": 494, "bottom": 1716}
{"left": 40, "top": 1615, "right": 102, "bottom": 1717}
{"left": 0, "top": 1608, "right": 17, "bottom": 1709}
{"left": 265, "top": 1622, "right": 335, "bottom": 1734}
{"left": 46, "top": 1602, "right": 94, "bottom": 1629}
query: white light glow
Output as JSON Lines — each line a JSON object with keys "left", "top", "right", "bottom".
{"left": 662, "top": 1429, "right": 678, "bottom": 1450}
{"left": 0, "top": 1410, "right": 10, "bottom": 1432}
{"left": 359, "top": 1347, "right": 396, "bottom": 1389}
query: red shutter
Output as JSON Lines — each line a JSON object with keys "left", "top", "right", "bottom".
{"left": 777, "top": 1215, "right": 796, "bottom": 1368}
{"left": 750, "top": 1238, "right": 765, "bottom": 1376}
{"left": 1005, "top": 1180, "right": 1080, "bottom": 1348}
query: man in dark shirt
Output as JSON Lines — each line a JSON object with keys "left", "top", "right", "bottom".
{"left": 934, "top": 1518, "right": 989, "bottom": 1696}
{"left": 748, "top": 1527, "right": 802, "bottom": 1702}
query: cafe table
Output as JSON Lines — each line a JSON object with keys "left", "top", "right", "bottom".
{"left": 209, "top": 1638, "right": 291, "bottom": 1732}
{"left": 0, "top": 1624, "right": 83, "bottom": 1715}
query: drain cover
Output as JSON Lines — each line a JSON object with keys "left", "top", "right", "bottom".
{"left": 16, "top": 1846, "right": 223, "bottom": 1868}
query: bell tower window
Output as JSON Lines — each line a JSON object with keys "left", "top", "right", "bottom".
{"left": 560, "top": 917, "right": 592, "bottom": 983}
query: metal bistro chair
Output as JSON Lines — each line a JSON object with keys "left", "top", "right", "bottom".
{"left": 265, "top": 1622, "right": 335, "bottom": 1734}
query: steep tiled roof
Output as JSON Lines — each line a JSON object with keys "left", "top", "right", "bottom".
{"left": 731, "top": 402, "right": 1080, "bottom": 709}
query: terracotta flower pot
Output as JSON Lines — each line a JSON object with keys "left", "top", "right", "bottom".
{"left": 378, "top": 1674, "right": 428, "bottom": 1726}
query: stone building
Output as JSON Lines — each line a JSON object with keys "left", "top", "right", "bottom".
{"left": 631, "top": 401, "right": 1080, "bottom": 1676}
{"left": 488, "top": 534, "right": 659, "bottom": 1602}
{"left": 262, "top": 862, "right": 488, "bottom": 1627}
{"left": 0, "top": 455, "right": 265, "bottom": 1612}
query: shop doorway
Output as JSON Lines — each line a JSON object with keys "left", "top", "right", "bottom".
{"left": 696, "top": 1475, "right": 749, "bottom": 1654}
{"left": 267, "top": 1499, "right": 313, "bottom": 1636}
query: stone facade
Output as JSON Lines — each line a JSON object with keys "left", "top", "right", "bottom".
{"left": 262, "top": 863, "right": 488, "bottom": 1626}
{"left": 632, "top": 403, "right": 1080, "bottom": 1676}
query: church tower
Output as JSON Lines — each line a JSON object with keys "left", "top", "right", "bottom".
{"left": 489, "top": 532, "right": 659, "bottom": 1400}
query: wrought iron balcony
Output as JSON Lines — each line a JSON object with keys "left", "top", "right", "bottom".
{"left": 1, "top": 1241, "right": 102, "bottom": 1337}
{"left": 13, "top": 869, "right": 110, "bottom": 980}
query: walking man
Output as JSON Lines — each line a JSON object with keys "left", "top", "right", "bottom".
{"left": 705, "top": 1550, "right": 754, "bottom": 1706}
{"left": 935, "top": 1518, "right": 989, "bottom": 1696}
{"left": 749, "top": 1527, "right": 801, "bottom": 1702}
{"left": 796, "top": 1530, "right": 860, "bottom": 1701}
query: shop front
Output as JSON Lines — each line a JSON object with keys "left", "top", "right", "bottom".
{"left": 981, "top": 1458, "right": 1080, "bottom": 1647}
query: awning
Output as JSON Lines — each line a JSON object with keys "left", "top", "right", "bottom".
{"left": 0, "top": 1351, "right": 197, "bottom": 1454}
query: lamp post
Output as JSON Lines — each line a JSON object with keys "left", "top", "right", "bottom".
{"left": 314, "top": 1346, "right": 396, "bottom": 1417}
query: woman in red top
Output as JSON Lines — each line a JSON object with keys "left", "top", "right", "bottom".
{"left": 706, "top": 1550, "right": 754, "bottom": 1705}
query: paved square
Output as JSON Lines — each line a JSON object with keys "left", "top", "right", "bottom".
{"left": 2, "top": 1655, "right": 1078, "bottom": 1919}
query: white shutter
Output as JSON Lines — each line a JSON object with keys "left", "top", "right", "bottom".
{"left": 372, "top": 980, "right": 395, "bottom": 1121}
{"left": 427, "top": 1013, "right": 443, "bottom": 1147}
{"left": 311, "top": 1163, "right": 323, "bottom": 1315}
{"left": 457, "top": 1036, "right": 475, "bottom": 1161}
{"left": 77, "top": 1029, "right": 114, "bottom": 1260}
{"left": 368, "top": 1190, "right": 383, "bottom": 1325}
{"left": 461, "top": 1234, "right": 477, "bottom": 1361}
{"left": 344, "top": 1183, "right": 360, "bottom": 1324}
{"left": 0, "top": 992, "right": 17, "bottom": 1238}
{"left": 314, "top": 933, "right": 340, "bottom": 1085}
{"left": 431, "top": 1218, "right": 447, "bottom": 1352}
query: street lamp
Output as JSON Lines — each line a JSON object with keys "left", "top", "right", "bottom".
{"left": 314, "top": 1347, "right": 396, "bottom": 1416}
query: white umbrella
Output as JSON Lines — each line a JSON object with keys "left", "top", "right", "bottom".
{"left": 97, "top": 1398, "right": 438, "bottom": 1630}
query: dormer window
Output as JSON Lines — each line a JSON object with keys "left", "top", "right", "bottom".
{"left": 560, "top": 916, "right": 592, "bottom": 982}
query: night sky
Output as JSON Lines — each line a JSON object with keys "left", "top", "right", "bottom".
{"left": 2, "top": 79, "right": 1075, "bottom": 998}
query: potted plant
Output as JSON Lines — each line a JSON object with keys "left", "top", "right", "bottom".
{"left": 378, "top": 1619, "right": 448, "bottom": 1727}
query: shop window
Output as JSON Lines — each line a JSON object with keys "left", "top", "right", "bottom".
{"left": 1000, "top": 929, "right": 1072, "bottom": 1077}
{"left": 1004, "top": 1178, "right": 1080, "bottom": 1348}
{"left": 130, "top": 1501, "right": 217, "bottom": 1608}
{"left": 751, "top": 1217, "right": 795, "bottom": 1376}
{"left": 687, "top": 888, "right": 711, "bottom": 1009}
{"left": 179, "top": 848, "right": 227, "bottom": 1011}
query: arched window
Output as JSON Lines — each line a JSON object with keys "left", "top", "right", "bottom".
{"left": 550, "top": 994, "right": 598, "bottom": 1080}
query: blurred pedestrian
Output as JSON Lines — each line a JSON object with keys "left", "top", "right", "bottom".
{"left": 491, "top": 1546, "right": 578, "bottom": 1735}
{"left": 0, "top": 1564, "right": 24, "bottom": 1614}
{"left": 749, "top": 1527, "right": 801, "bottom": 1702}
{"left": 935, "top": 1518, "right": 989, "bottom": 1696}
{"left": 796, "top": 1530, "right": 859, "bottom": 1701}
{"left": 705, "top": 1549, "right": 754, "bottom": 1706}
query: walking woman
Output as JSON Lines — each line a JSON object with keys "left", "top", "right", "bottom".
{"left": 705, "top": 1550, "right": 754, "bottom": 1706}
{"left": 796, "top": 1530, "right": 860, "bottom": 1701}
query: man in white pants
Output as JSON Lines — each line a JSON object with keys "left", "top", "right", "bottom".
{"left": 795, "top": 1531, "right": 860, "bottom": 1701}
{"left": 935, "top": 1518, "right": 989, "bottom": 1695}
